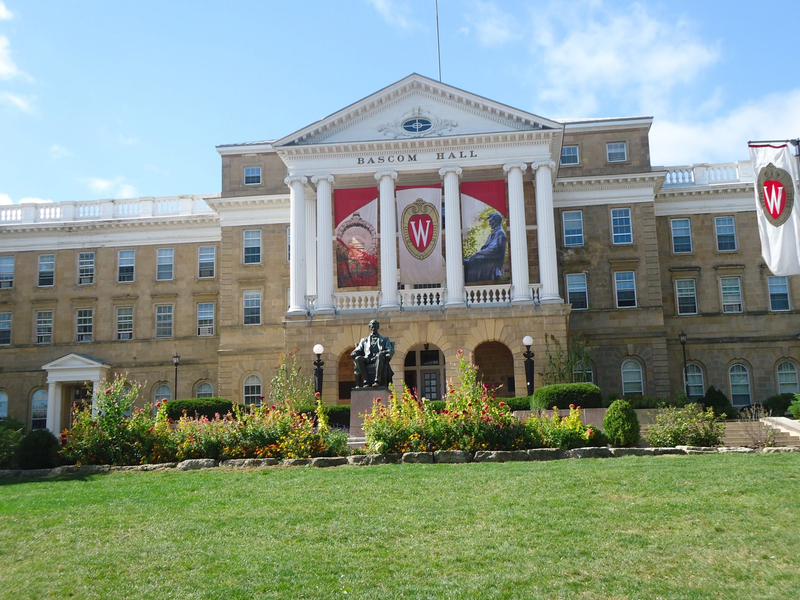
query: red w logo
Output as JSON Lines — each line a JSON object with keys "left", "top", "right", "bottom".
{"left": 762, "top": 180, "right": 786, "bottom": 219}
{"left": 408, "top": 215, "right": 433, "bottom": 251}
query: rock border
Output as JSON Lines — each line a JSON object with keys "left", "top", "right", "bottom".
{"left": 1, "top": 446, "right": 797, "bottom": 479}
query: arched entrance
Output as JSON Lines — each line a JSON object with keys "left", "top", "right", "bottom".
{"left": 474, "top": 341, "right": 515, "bottom": 397}
{"left": 403, "top": 344, "right": 446, "bottom": 400}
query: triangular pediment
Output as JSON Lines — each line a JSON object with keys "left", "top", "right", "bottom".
{"left": 42, "top": 353, "right": 111, "bottom": 370}
{"left": 274, "top": 73, "right": 561, "bottom": 148}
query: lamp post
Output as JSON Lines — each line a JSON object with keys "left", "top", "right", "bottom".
{"left": 678, "top": 332, "right": 688, "bottom": 398}
{"left": 313, "top": 344, "right": 325, "bottom": 398}
{"left": 522, "top": 335, "right": 535, "bottom": 396}
{"left": 172, "top": 352, "right": 180, "bottom": 400}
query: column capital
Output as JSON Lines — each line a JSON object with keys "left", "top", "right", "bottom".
{"left": 438, "top": 165, "right": 463, "bottom": 178}
{"left": 311, "top": 174, "right": 334, "bottom": 185}
{"left": 503, "top": 162, "right": 528, "bottom": 174}
{"left": 530, "top": 160, "right": 557, "bottom": 175}
{"left": 284, "top": 175, "right": 308, "bottom": 186}
{"left": 374, "top": 170, "right": 398, "bottom": 181}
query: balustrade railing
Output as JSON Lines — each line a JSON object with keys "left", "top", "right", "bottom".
{"left": 464, "top": 284, "right": 513, "bottom": 306}
{"left": 399, "top": 287, "right": 444, "bottom": 309}
{"left": 333, "top": 291, "right": 381, "bottom": 312}
{"left": 662, "top": 161, "right": 754, "bottom": 187}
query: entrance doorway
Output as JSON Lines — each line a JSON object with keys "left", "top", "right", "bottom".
{"left": 403, "top": 344, "right": 445, "bottom": 400}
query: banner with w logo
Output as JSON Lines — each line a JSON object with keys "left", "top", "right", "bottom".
{"left": 396, "top": 185, "right": 443, "bottom": 285}
{"left": 749, "top": 142, "right": 800, "bottom": 275}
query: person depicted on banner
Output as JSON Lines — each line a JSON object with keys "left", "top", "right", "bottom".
{"left": 351, "top": 319, "right": 395, "bottom": 387}
{"left": 464, "top": 212, "right": 507, "bottom": 282}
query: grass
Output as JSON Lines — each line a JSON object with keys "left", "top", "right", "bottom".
{"left": 1, "top": 454, "right": 799, "bottom": 600}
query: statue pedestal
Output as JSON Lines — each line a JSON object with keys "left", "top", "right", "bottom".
{"left": 349, "top": 387, "right": 389, "bottom": 436}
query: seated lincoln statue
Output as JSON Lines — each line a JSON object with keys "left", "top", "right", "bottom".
{"left": 464, "top": 212, "right": 507, "bottom": 283}
{"left": 351, "top": 319, "right": 395, "bottom": 388}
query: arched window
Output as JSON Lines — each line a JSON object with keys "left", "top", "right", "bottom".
{"left": 621, "top": 359, "right": 643, "bottom": 396}
{"left": 243, "top": 375, "right": 262, "bottom": 405}
{"left": 573, "top": 363, "right": 594, "bottom": 383}
{"left": 728, "top": 363, "right": 751, "bottom": 406}
{"left": 684, "top": 364, "right": 704, "bottom": 399}
{"left": 0, "top": 390, "right": 8, "bottom": 419}
{"left": 31, "top": 389, "right": 48, "bottom": 429}
{"left": 195, "top": 382, "right": 214, "bottom": 398}
{"left": 153, "top": 384, "right": 172, "bottom": 403}
{"left": 777, "top": 361, "right": 799, "bottom": 394}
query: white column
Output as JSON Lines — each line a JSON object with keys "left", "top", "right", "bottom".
{"left": 312, "top": 174, "right": 335, "bottom": 314}
{"left": 45, "top": 381, "right": 61, "bottom": 433}
{"left": 503, "top": 162, "right": 532, "bottom": 304}
{"left": 305, "top": 198, "right": 317, "bottom": 300}
{"left": 285, "top": 175, "right": 308, "bottom": 316}
{"left": 533, "top": 160, "right": 563, "bottom": 303}
{"left": 91, "top": 379, "right": 101, "bottom": 417}
{"left": 375, "top": 170, "right": 400, "bottom": 310}
{"left": 439, "top": 165, "right": 465, "bottom": 308}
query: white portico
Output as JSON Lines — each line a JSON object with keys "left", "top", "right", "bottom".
{"left": 42, "top": 353, "right": 111, "bottom": 434}
{"left": 271, "top": 74, "right": 565, "bottom": 316}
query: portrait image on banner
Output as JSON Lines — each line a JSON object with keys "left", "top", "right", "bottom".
{"left": 334, "top": 187, "right": 379, "bottom": 287}
{"left": 460, "top": 180, "right": 510, "bottom": 284}
{"left": 396, "top": 185, "right": 443, "bottom": 286}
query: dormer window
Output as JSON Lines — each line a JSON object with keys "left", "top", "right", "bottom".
{"left": 244, "top": 167, "right": 261, "bottom": 185}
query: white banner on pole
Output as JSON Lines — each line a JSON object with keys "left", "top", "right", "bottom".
{"left": 396, "top": 186, "right": 443, "bottom": 285}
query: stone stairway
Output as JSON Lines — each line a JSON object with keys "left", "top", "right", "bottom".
{"left": 641, "top": 419, "right": 800, "bottom": 448}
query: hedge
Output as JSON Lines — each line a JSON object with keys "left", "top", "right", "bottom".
{"left": 163, "top": 398, "right": 234, "bottom": 421}
{"left": 531, "top": 383, "right": 603, "bottom": 410}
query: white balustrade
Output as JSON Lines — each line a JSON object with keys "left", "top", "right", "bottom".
{"left": 114, "top": 200, "right": 141, "bottom": 217}
{"left": 333, "top": 291, "right": 381, "bottom": 312}
{"left": 529, "top": 284, "right": 542, "bottom": 305}
{"left": 663, "top": 162, "right": 749, "bottom": 187}
{"left": 0, "top": 207, "right": 22, "bottom": 222}
{"left": 464, "top": 284, "right": 513, "bottom": 306}
{"left": 399, "top": 287, "right": 444, "bottom": 309}
{"left": 76, "top": 202, "right": 102, "bottom": 219}
{"left": 155, "top": 198, "right": 179, "bottom": 214}
{"left": 37, "top": 205, "right": 62, "bottom": 221}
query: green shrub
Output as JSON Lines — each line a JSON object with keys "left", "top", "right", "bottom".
{"left": 531, "top": 383, "right": 603, "bottom": 410}
{"left": 645, "top": 404, "right": 725, "bottom": 447}
{"left": 0, "top": 418, "right": 25, "bottom": 469}
{"left": 608, "top": 395, "right": 686, "bottom": 409}
{"left": 164, "top": 398, "right": 234, "bottom": 421}
{"left": 505, "top": 397, "right": 532, "bottom": 412}
{"left": 426, "top": 400, "right": 446, "bottom": 413}
{"left": 789, "top": 397, "right": 800, "bottom": 419}
{"left": 762, "top": 393, "right": 795, "bottom": 415}
{"left": 326, "top": 405, "right": 351, "bottom": 429}
{"left": 527, "top": 405, "right": 607, "bottom": 450}
{"left": 15, "top": 428, "right": 60, "bottom": 470}
{"left": 602, "top": 399, "right": 640, "bottom": 447}
{"left": 701, "top": 386, "right": 738, "bottom": 419}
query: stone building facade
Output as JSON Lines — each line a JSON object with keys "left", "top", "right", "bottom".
{"left": 0, "top": 74, "right": 798, "bottom": 430}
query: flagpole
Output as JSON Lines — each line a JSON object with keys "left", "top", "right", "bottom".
{"left": 435, "top": 0, "right": 442, "bottom": 82}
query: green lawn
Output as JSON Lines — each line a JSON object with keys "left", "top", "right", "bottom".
{"left": 1, "top": 454, "right": 798, "bottom": 600}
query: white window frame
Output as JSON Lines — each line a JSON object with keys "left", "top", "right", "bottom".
{"left": 621, "top": 359, "right": 643, "bottom": 396}
{"left": 767, "top": 276, "right": 790, "bottom": 312}
{"left": 675, "top": 279, "right": 698, "bottom": 315}
{"left": 31, "top": 389, "right": 48, "bottom": 429}
{"left": 38, "top": 254, "right": 55, "bottom": 287}
{"left": 243, "top": 291, "right": 261, "bottom": 326}
{"left": 198, "top": 245, "right": 216, "bottom": 279}
{"left": 777, "top": 361, "right": 799, "bottom": 395}
{"left": 154, "top": 383, "right": 172, "bottom": 403}
{"left": 195, "top": 382, "right": 214, "bottom": 399}
{"left": 78, "top": 252, "right": 95, "bottom": 285}
{"left": 614, "top": 271, "right": 637, "bottom": 308}
{"left": 561, "top": 145, "right": 579, "bottom": 166}
{"left": 566, "top": 273, "right": 588, "bottom": 310}
{"left": 720, "top": 276, "right": 743, "bottom": 313}
{"left": 562, "top": 210, "right": 584, "bottom": 247}
{"left": 244, "top": 166, "right": 262, "bottom": 185}
{"left": 76, "top": 308, "right": 93, "bottom": 342}
{"left": 714, "top": 216, "right": 737, "bottom": 252}
{"left": 243, "top": 229, "right": 262, "bottom": 264}
{"left": 243, "top": 374, "right": 262, "bottom": 405}
{"left": 116, "top": 306, "right": 134, "bottom": 341}
{"left": 117, "top": 249, "right": 135, "bottom": 283}
{"left": 670, "top": 218, "right": 693, "bottom": 254}
{"left": 611, "top": 208, "right": 633, "bottom": 245}
{"left": 35, "top": 310, "right": 53, "bottom": 344}
{"left": 0, "top": 390, "right": 7, "bottom": 419}
{"left": 0, "top": 256, "right": 13, "bottom": 289}
{"left": 728, "top": 363, "right": 751, "bottom": 406}
{"left": 0, "top": 312, "right": 11, "bottom": 345}
{"left": 197, "top": 302, "right": 215, "bottom": 336}
{"left": 155, "top": 304, "right": 174, "bottom": 339}
{"left": 573, "top": 363, "right": 594, "bottom": 383}
{"left": 156, "top": 248, "right": 174, "bottom": 282}
{"left": 607, "top": 142, "right": 627, "bottom": 163}
{"left": 684, "top": 363, "right": 704, "bottom": 399}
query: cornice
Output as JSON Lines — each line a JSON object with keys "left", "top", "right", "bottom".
{"left": 0, "top": 214, "right": 219, "bottom": 236}
{"left": 656, "top": 183, "right": 754, "bottom": 200}
{"left": 556, "top": 171, "right": 667, "bottom": 192}
{"left": 205, "top": 194, "right": 290, "bottom": 210}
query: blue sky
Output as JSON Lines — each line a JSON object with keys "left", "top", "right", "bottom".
{"left": 1, "top": 0, "right": 799, "bottom": 205}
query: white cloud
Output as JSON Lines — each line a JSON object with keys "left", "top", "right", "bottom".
{"left": 83, "top": 176, "right": 138, "bottom": 199}
{"left": 0, "top": 2, "right": 12, "bottom": 20}
{"left": 0, "top": 35, "right": 22, "bottom": 80}
{"left": 118, "top": 134, "right": 139, "bottom": 145}
{"left": 20, "top": 197, "right": 52, "bottom": 203}
{"left": 0, "top": 91, "right": 32, "bottom": 112}
{"left": 116, "top": 184, "right": 138, "bottom": 199}
{"left": 0, "top": 193, "right": 13, "bottom": 205}
{"left": 367, "top": 0, "right": 413, "bottom": 30}
{"left": 49, "top": 144, "right": 73, "bottom": 159}
{"left": 462, "top": 1, "right": 520, "bottom": 47}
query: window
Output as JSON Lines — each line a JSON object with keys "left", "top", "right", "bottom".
{"left": 154, "top": 384, "right": 172, "bottom": 403}
{"left": 38, "top": 254, "right": 55, "bottom": 286}
{"left": 768, "top": 276, "right": 790, "bottom": 311}
{"left": 76, "top": 308, "right": 93, "bottom": 342}
{"left": 35, "top": 310, "right": 53, "bottom": 344}
{"left": 573, "top": 363, "right": 593, "bottom": 383}
{"left": 116, "top": 306, "right": 134, "bottom": 341}
{"left": 198, "top": 246, "right": 215, "bottom": 278}
{"left": 78, "top": 252, "right": 95, "bottom": 285}
{"left": 0, "top": 256, "right": 13, "bottom": 288}
{"left": 670, "top": 219, "right": 692, "bottom": 253}
{"left": 720, "top": 277, "right": 742, "bottom": 313}
{"left": 243, "top": 230, "right": 262, "bottom": 264}
{"left": 31, "top": 389, "right": 48, "bottom": 429}
{"left": 243, "top": 291, "right": 261, "bottom": 325}
{"left": 156, "top": 305, "right": 173, "bottom": 338}
{"left": 286, "top": 226, "right": 291, "bottom": 261}
{"left": 621, "top": 359, "right": 643, "bottom": 396}
{"left": 611, "top": 208, "right": 632, "bottom": 244}
{"left": 728, "top": 363, "right": 751, "bottom": 406}
{"left": 675, "top": 279, "right": 698, "bottom": 315}
{"left": 197, "top": 302, "right": 214, "bottom": 336}
{"left": 0, "top": 312, "right": 11, "bottom": 345}
{"left": 684, "top": 364, "right": 705, "bottom": 399}
{"left": 0, "top": 390, "right": 7, "bottom": 419}
{"left": 566, "top": 273, "right": 588, "bottom": 310}
{"left": 118, "top": 250, "right": 135, "bottom": 282}
{"left": 243, "top": 375, "right": 262, "bottom": 405}
{"left": 157, "top": 248, "right": 174, "bottom": 281}
{"left": 562, "top": 211, "right": 584, "bottom": 247}
{"left": 777, "top": 361, "right": 799, "bottom": 394}
{"left": 244, "top": 166, "right": 262, "bottom": 185}
{"left": 607, "top": 142, "right": 627, "bottom": 162}
{"left": 561, "top": 145, "right": 579, "bottom": 165}
{"left": 715, "top": 216, "right": 737, "bottom": 251}
{"left": 614, "top": 271, "right": 637, "bottom": 308}
{"left": 195, "top": 382, "right": 214, "bottom": 399}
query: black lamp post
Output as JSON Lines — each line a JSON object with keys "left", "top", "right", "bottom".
{"left": 313, "top": 344, "right": 325, "bottom": 398}
{"left": 678, "top": 332, "right": 688, "bottom": 397}
{"left": 522, "top": 335, "right": 535, "bottom": 396}
{"left": 172, "top": 352, "right": 180, "bottom": 400}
